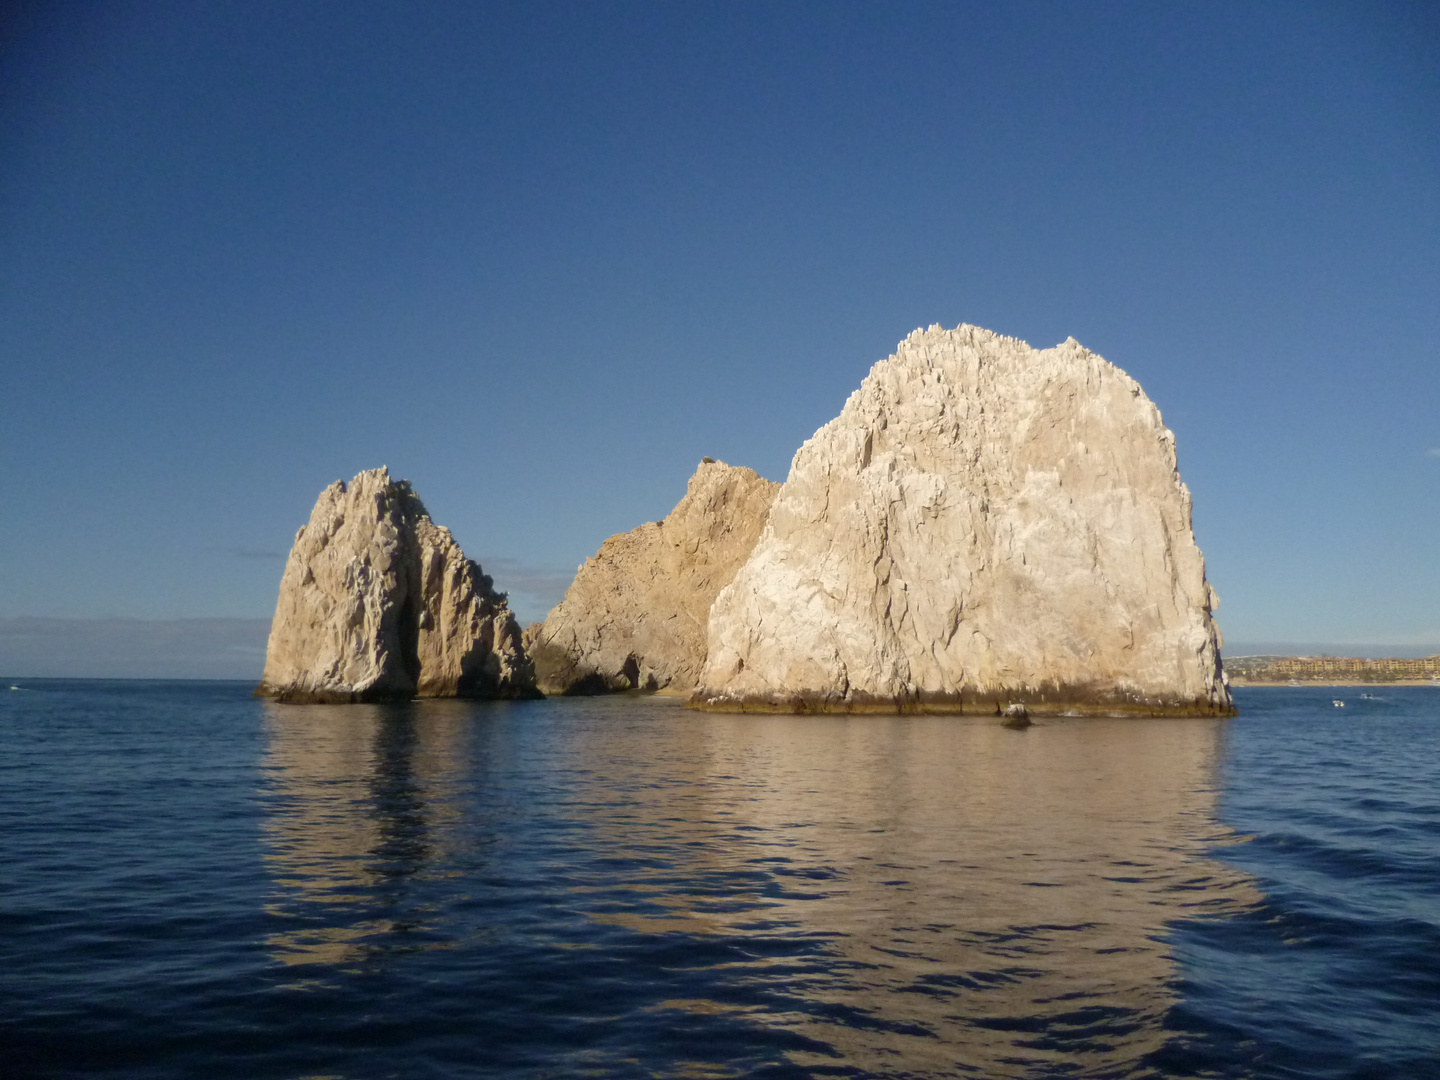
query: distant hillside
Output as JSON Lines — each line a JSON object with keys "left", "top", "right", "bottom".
{"left": 1226, "top": 654, "right": 1440, "bottom": 685}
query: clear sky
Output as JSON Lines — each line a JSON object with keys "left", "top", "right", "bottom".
{"left": 2, "top": 1, "right": 1438, "bottom": 677}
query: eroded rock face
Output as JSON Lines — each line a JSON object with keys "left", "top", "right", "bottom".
{"left": 694, "top": 325, "right": 1231, "bottom": 716}
{"left": 530, "top": 460, "right": 780, "bottom": 694}
{"left": 257, "top": 468, "right": 537, "bottom": 702}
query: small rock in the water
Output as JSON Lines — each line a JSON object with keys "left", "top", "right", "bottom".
{"left": 1001, "top": 704, "right": 1032, "bottom": 729}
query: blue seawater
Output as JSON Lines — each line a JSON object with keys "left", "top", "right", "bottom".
{"left": 1, "top": 681, "right": 1436, "bottom": 1079}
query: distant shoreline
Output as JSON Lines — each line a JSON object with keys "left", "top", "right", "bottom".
{"left": 1230, "top": 679, "right": 1440, "bottom": 688}
{"left": 1224, "top": 654, "right": 1439, "bottom": 688}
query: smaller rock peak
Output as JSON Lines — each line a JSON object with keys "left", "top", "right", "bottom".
{"left": 257, "top": 470, "right": 537, "bottom": 703}
{"left": 532, "top": 457, "right": 780, "bottom": 696}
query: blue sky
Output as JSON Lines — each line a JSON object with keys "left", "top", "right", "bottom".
{"left": 2, "top": 1, "right": 1437, "bottom": 676}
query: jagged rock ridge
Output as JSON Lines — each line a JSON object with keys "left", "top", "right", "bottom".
{"left": 529, "top": 459, "right": 780, "bottom": 694}
{"left": 257, "top": 468, "right": 537, "bottom": 702}
{"left": 693, "top": 324, "right": 1232, "bottom": 716}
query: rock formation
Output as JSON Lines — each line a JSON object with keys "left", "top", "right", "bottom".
{"left": 693, "top": 324, "right": 1232, "bottom": 716}
{"left": 529, "top": 459, "right": 780, "bottom": 694}
{"left": 257, "top": 468, "right": 537, "bottom": 702}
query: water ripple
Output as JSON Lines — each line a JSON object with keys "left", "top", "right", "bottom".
{"left": 2, "top": 682, "right": 1437, "bottom": 1077}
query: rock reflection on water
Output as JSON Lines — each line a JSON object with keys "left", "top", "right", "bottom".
{"left": 260, "top": 701, "right": 464, "bottom": 968}
{"left": 259, "top": 698, "right": 1259, "bottom": 1076}
{"left": 642, "top": 714, "right": 1260, "bottom": 1076}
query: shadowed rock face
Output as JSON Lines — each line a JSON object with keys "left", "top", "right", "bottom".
{"left": 257, "top": 468, "right": 537, "bottom": 703}
{"left": 529, "top": 460, "right": 780, "bottom": 695}
{"left": 693, "top": 324, "right": 1232, "bottom": 716}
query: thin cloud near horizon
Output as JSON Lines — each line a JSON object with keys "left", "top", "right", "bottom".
{"left": 478, "top": 557, "right": 574, "bottom": 600}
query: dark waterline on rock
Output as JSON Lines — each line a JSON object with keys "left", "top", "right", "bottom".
{"left": 1, "top": 682, "right": 1437, "bottom": 1078}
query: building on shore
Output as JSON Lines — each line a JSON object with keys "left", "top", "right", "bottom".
{"left": 1225, "top": 655, "right": 1440, "bottom": 684}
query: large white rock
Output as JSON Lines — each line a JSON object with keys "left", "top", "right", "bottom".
{"left": 694, "top": 325, "right": 1231, "bottom": 716}
{"left": 529, "top": 460, "right": 780, "bottom": 694}
{"left": 257, "top": 468, "right": 537, "bottom": 702}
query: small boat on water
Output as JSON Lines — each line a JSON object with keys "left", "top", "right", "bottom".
{"left": 1333, "top": 699, "right": 1345, "bottom": 708}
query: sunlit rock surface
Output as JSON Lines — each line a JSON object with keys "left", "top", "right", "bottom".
{"left": 694, "top": 324, "right": 1231, "bottom": 715}
{"left": 530, "top": 460, "right": 780, "bottom": 694}
{"left": 257, "top": 468, "right": 537, "bottom": 702}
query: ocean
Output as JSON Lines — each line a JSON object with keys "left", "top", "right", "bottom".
{"left": 1, "top": 681, "right": 1437, "bottom": 1079}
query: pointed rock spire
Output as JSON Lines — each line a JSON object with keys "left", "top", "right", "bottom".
{"left": 257, "top": 468, "right": 538, "bottom": 702}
